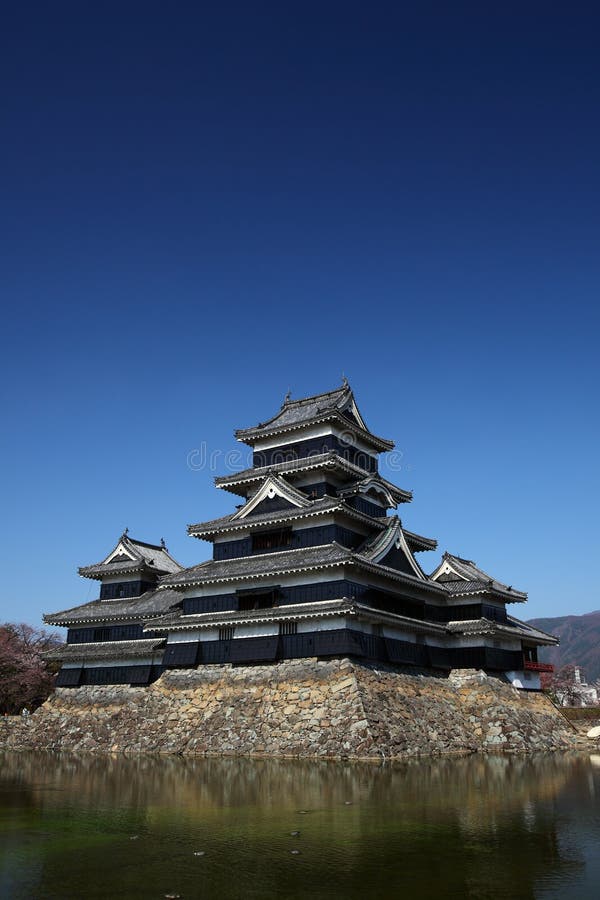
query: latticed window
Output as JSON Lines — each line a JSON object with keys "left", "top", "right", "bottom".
{"left": 93, "top": 627, "right": 111, "bottom": 642}
{"left": 100, "top": 581, "right": 152, "bottom": 600}
{"left": 219, "top": 627, "right": 235, "bottom": 641}
{"left": 279, "top": 621, "right": 298, "bottom": 636}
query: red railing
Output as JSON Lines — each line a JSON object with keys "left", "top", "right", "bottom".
{"left": 524, "top": 660, "right": 554, "bottom": 673}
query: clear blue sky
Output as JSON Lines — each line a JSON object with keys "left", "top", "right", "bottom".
{"left": 1, "top": 2, "right": 598, "bottom": 627}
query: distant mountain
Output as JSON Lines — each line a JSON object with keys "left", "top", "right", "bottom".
{"left": 528, "top": 611, "right": 600, "bottom": 683}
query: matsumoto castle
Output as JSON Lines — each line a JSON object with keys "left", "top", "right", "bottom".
{"left": 45, "top": 382, "right": 556, "bottom": 690}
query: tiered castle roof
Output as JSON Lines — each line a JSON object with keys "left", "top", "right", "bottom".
{"left": 215, "top": 456, "right": 412, "bottom": 501}
{"left": 44, "top": 534, "right": 183, "bottom": 628}
{"left": 430, "top": 552, "right": 527, "bottom": 603}
{"left": 43, "top": 380, "right": 558, "bottom": 688}
{"left": 77, "top": 532, "right": 182, "bottom": 580}
{"left": 43, "top": 589, "right": 182, "bottom": 627}
{"left": 160, "top": 535, "right": 442, "bottom": 592}
{"left": 234, "top": 382, "right": 394, "bottom": 451}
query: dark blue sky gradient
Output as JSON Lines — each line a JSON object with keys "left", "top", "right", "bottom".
{"left": 1, "top": 2, "right": 598, "bottom": 625}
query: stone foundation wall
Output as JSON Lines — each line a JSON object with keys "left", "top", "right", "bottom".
{"left": 0, "top": 658, "right": 578, "bottom": 758}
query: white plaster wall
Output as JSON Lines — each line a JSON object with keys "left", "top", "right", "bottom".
{"left": 198, "top": 629, "right": 220, "bottom": 642}
{"left": 443, "top": 635, "right": 522, "bottom": 651}
{"left": 446, "top": 635, "right": 484, "bottom": 648}
{"left": 297, "top": 616, "right": 346, "bottom": 633}
{"left": 484, "top": 637, "right": 521, "bottom": 651}
{"left": 251, "top": 424, "right": 334, "bottom": 450}
{"left": 236, "top": 622, "right": 279, "bottom": 638}
{"left": 278, "top": 570, "right": 349, "bottom": 589}
{"left": 182, "top": 566, "right": 425, "bottom": 598}
{"left": 213, "top": 531, "right": 250, "bottom": 543}
{"left": 182, "top": 571, "right": 350, "bottom": 599}
{"left": 419, "top": 635, "right": 447, "bottom": 647}
{"left": 166, "top": 629, "right": 226, "bottom": 643}
{"left": 167, "top": 631, "right": 202, "bottom": 643}
{"left": 382, "top": 626, "right": 417, "bottom": 643}
{"left": 506, "top": 670, "right": 541, "bottom": 690}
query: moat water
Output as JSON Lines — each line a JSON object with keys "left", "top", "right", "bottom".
{"left": 1, "top": 751, "right": 600, "bottom": 899}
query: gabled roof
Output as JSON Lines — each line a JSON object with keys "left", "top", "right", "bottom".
{"left": 338, "top": 476, "right": 397, "bottom": 509}
{"left": 188, "top": 496, "right": 387, "bottom": 540}
{"left": 403, "top": 528, "right": 438, "bottom": 553}
{"left": 429, "top": 552, "right": 527, "bottom": 603}
{"left": 43, "top": 588, "right": 183, "bottom": 626}
{"left": 215, "top": 453, "right": 412, "bottom": 502}
{"left": 230, "top": 475, "right": 310, "bottom": 519}
{"left": 360, "top": 517, "right": 426, "bottom": 579}
{"left": 234, "top": 382, "right": 394, "bottom": 452}
{"left": 78, "top": 533, "right": 183, "bottom": 581}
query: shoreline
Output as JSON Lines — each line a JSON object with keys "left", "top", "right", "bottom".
{"left": 1, "top": 657, "right": 590, "bottom": 759}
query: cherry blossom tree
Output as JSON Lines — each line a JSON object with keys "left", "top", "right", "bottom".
{"left": 541, "top": 664, "right": 587, "bottom": 707}
{"left": 0, "top": 623, "right": 62, "bottom": 714}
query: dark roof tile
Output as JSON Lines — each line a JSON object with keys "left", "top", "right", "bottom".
{"left": 161, "top": 542, "right": 447, "bottom": 595}
{"left": 43, "top": 638, "right": 165, "bottom": 661}
{"left": 150, "top": 597, "right": 448, "bottom": 636}
{"left": 188, "top": 496, "right": 387, "bottom": 537}
{"left": 432, "top": 553, "right": 527, "bottom": 602}
{"left": 161, "top": 544, "right": 352, "bottom": 587}
{"left": 79, "top": 534, "right": 183, "bottom": 580}
{"left": 43, "top": 589, "right": 182, "bottom": 625}
{"left": 235, "top": 384, "right": 394, "bottom": 450}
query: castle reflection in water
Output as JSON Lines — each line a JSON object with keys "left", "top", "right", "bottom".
{"left": 2, "top": 752, "right": 600, "bottom": 900}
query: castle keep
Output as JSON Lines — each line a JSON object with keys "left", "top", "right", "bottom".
{"left": 45, "top": 383, "right": 556, "bottom": 690}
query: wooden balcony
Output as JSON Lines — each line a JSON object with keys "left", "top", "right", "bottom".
{"left": 523, "top": 660, "right": 554, "bottom": 673}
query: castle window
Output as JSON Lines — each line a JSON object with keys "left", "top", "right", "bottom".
{"left": 252, "top": 529, "right": 292, "bottom": 552}
{"left": 280, "top": 622, "right": 298, "bottom": 636}
{"left": 238, "top": 590, "right": 275, "bottom": 611}
{"left": 219, "top": 627, "right": 235, "bottom": 641}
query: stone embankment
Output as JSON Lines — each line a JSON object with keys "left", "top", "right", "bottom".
{"left": 0, "top": 658, "right": 579, "bottom": 758}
